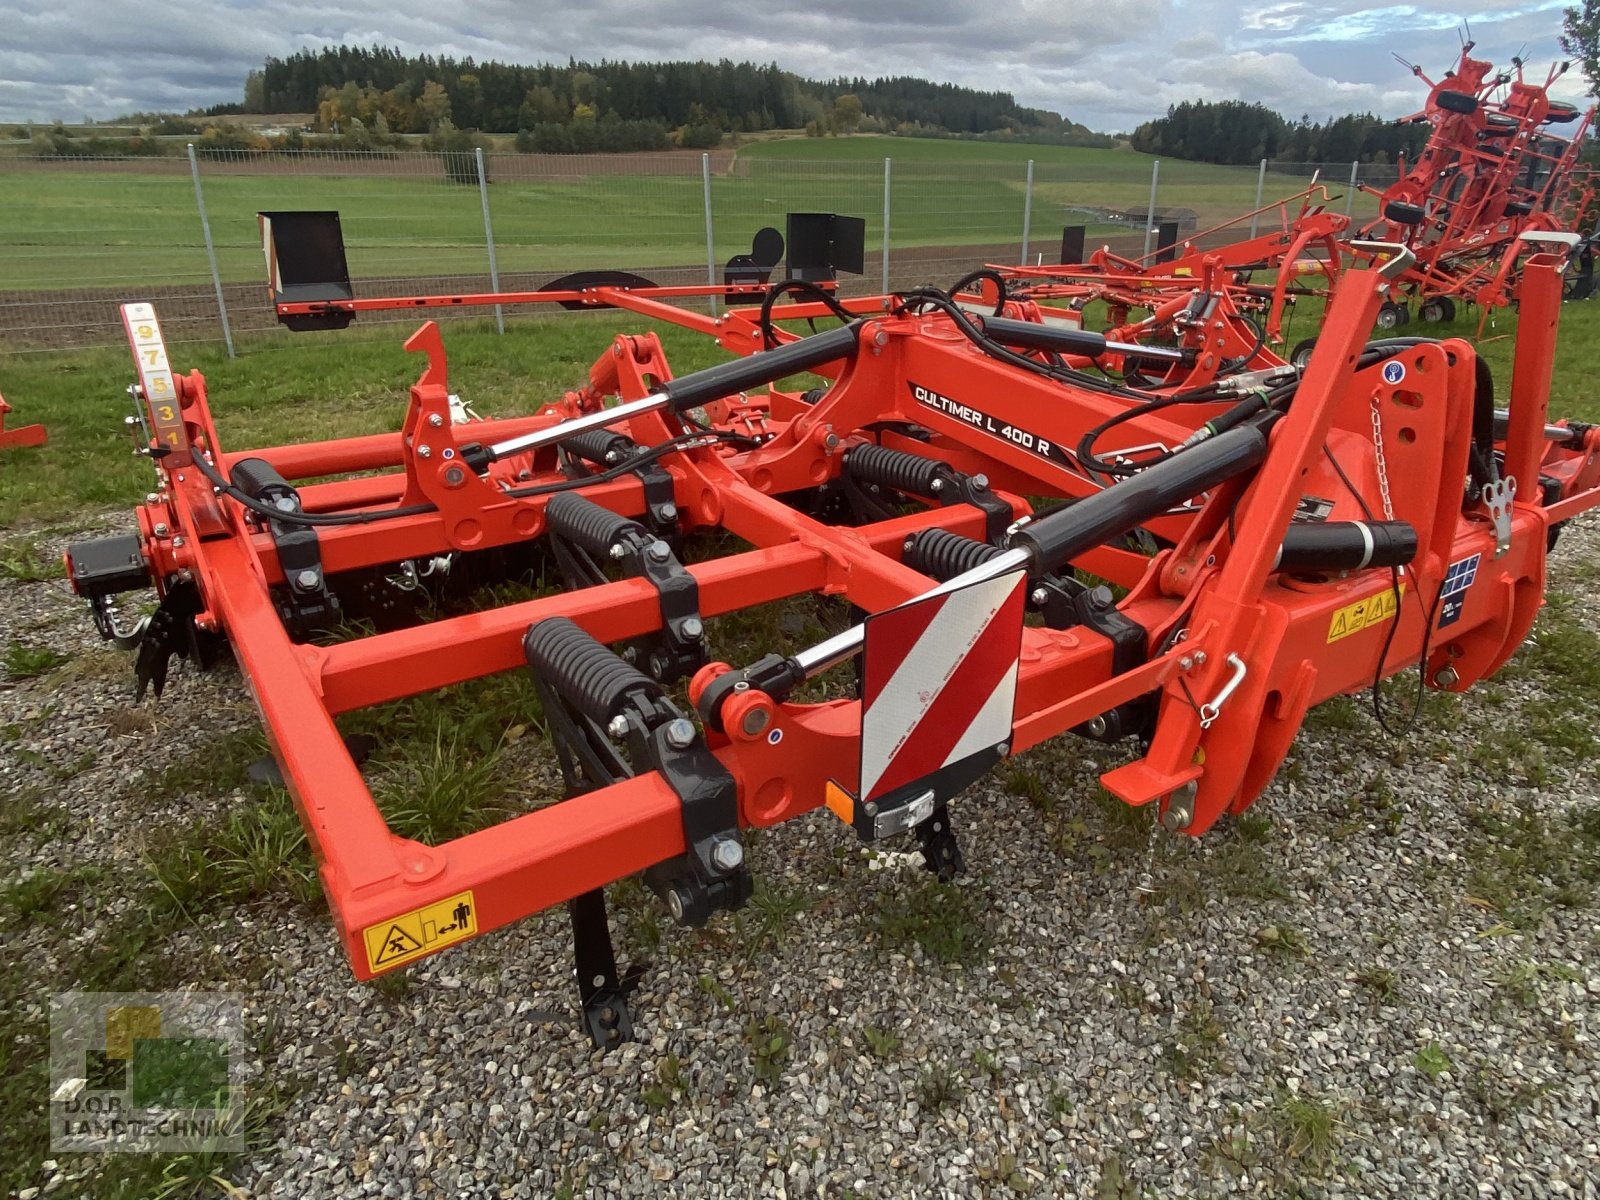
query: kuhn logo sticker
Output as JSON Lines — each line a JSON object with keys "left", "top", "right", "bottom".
{"left": 1381, "top": 360, "right": 1406, "bottom": 385}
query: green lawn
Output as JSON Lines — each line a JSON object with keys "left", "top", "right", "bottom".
{"left": 3, "top": 295, "right": 1597, "bottom": 530}
{"left": 0, "top": 139, "right": 1378, "bottom": 296}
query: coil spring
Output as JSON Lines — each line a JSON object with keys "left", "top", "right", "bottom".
{"left": 844, "top": 444, "right": 949, "bottom": 497}
{"left": 903, "top": 528, "right": 1003, "bottom": 581}
{"left": 524, "top": 616, "right": 659, "bottom": 724}
{"left": 561, "top": 428, "right": 635, "bottom": 466}
{"left": 545, "top": 492, "right": 644, "bottom": 556}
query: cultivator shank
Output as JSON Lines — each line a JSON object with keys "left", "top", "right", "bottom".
{"left": 69, "top": 244, "right": 1600, "bottom": 1044}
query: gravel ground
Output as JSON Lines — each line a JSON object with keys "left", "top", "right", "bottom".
{"left": 3, "top": 514, "right": 1598, "bottom": 1199}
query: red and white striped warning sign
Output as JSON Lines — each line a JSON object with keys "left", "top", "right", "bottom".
{"left": 858, "top": 570, "right": 1027, "bottom": 802}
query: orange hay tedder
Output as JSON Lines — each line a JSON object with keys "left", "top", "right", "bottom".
{"left": 65, "top": 208, "right": 1600, "bottom": 1047}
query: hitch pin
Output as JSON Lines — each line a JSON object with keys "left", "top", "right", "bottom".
{"left": 1197, "top": 653, "right": 1248, "bottom": 730}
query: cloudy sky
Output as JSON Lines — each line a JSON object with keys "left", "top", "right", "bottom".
{"left": 0, "top": 1, "right": 1589, "bottom": 131}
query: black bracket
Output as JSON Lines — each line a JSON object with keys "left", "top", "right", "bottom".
{"left": 230, "top": 458, "right": 339, "bottom": 637}
{"left": 841, "top": 443, "right": 1013, "bottom": 544}
{"left": 559, "top": 430, "right": 679, "bottom": 539}
{"left": 543, "top": 493, "right": 705, "bottom": 684}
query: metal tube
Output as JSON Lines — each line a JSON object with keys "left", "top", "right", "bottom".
{"left": 1345, "top": 160, "right": 1360, "bottom": 217}
{"left": 1249, "top": 158, "right": 1267, "bottom": 238}
{"left": 791, "top": 547, "right": 1034, "bottom": 678}
{"left": 881, "top": 157, "right": 893, "bottom": 294}
{"left": 703, "top": 153, "right": 718, "bottom": 316}
{"left": 1142, "top": 160, "right": 1161, "bottom": 258}
{"left": 488, "top": 394, "right": 669, "bottom": 460}
{"left": 186, "top": 144, "right": 234, "bottom": 358}
{"left": 475, "top": 148, "right": 504, "bottom": 335}
{"left": 1021, "top": 159, "right": 1035, "bottom": 265}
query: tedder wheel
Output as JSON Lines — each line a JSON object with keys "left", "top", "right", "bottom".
{"left": 1503, "top": 200, "right": 1535, "bottom": 218}
{"left": 1289, "top": 338, "right": 1317, "bottom": 369}
{"left": 1545, "top": 101, "right": 1580, "bottom": 124}
{"left": 1375, "top": 301, "right": 1409, "bottom": 330}
{"left": 1436, "top": 90, "right": 1479, "bottom": 115}
{"left": 1483, "top": 113, "right": 1519, "bottom": 135}
{"left": 1418, "top": 297, "right": 1456, "bottom": 323}
{"left": 1384, "top": 200, "right": 1427, "bottom": 226}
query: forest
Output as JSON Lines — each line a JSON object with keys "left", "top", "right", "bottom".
{"left": 1129, "top": 99, "right": 1432, "bottom": 165}
{"left": 235, "top": 45, "right": 1108, "bottom": 150}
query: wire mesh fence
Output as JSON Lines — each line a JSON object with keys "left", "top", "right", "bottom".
{"left": 0, "top": 148, "right": 1395, "bottom": 354}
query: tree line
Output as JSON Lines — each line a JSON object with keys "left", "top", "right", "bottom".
{"left": 1129, "top": 99, "right": 1432, "bottom": 166}
{"left": 242, "top": 45, "right": 1105, "bottom": 150}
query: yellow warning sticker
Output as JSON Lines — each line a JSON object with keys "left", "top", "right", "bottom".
{"left": 363, "top": 890, "right": 477, "bottom": 973}
{"left": 1327, "top": 585, "right": 1404, "bottom": 643}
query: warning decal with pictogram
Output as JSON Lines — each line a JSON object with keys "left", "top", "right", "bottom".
{"left": 858, "top": 570, "right": 1027, "bottom": 802}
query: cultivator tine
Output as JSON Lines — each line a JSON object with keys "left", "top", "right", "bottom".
{"left": 133, "top": 580, "right": 218, "bottom": 701}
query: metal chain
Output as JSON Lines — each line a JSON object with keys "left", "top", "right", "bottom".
{"left": 1369, "top": 392, "right": 1396, "bottom": 524}
{"left": 1135, "top": 807, "right": 1160, "bottom": 897}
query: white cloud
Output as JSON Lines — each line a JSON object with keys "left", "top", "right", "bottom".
{"left": 0, "top": 0, "right": 1584, "bottom": 132}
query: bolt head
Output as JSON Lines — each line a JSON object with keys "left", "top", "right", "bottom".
{"left": 608, "top": 544, "right": 627, "bottom": 560}
{"left": 648, "top": 540, "right": 672, "bottom": 562}
{"left": 295, "top": 568, "right": 320, "bottom": 589}
{"left": 929, "top": 477, "right": 945, "bottom": 492}
{"left": 996, "top": 741, "right": 1011, "bottom": 757}
{"left": 1192, "top": 650, "right": 1208, "bottom": 666}
{"left": 1178, "top": 655, "right": 1194, "bottom": 671}
{"left": 1030, "top": 587, "right": 1049, "bottom": 606}
{"left": 664, "top": 717, "right": 697, "bottom": 749}
{"left": 972, "top": 473, "right": 989, "bottom": 491}
{"left": 607, "top": 715, "right": 630, "bottom": 738}
{"left": 153, "top": 523, "right": 169, "bottom": 537}
{"left": 656, "top": 502, "right": 678, "bottom": 523}
{"left": 1433, "top": 666, "right": 1460, "bottom": 689}
{"left": 417, "top": 445, "right": 432, "bottom": 458}
{"left": 710, "top": 837, "right": 744, "bottom": 872}
{"left": 428, "top": 413, "right": 444, "bottom": 427}
{"left": 681, "top": 617, "right": 704, "bottom": 640}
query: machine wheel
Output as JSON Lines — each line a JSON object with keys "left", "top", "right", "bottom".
{"left": 1384, "top": 200, "right": 1427, "bottom": 226}
{"left": 1375, "top": 301, "right": 1409, "bottom": 330}
{"left": 1289, "top": 338, "right": 1317, "bottom": 369}
{"left": 1483, "top": 113, "right": 1519, "bottom": 135}
{"left": 1503, "top": 200, "right": 1535, "bottom": 217}
{"left": 1436, "top": 90, "right": 1478, "bottom": 115}
{"left": 1418, "top": 297, "right": 1456, "bottom": 323}
{"left": 1545, "top": 101, "right": 1580, "bottom": 124}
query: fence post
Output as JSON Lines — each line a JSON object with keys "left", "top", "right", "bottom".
{"left": 703, "top": 153, "right": 718, "bottom": 316}
{"left": 1249, "top": 158, "right": 1268, "bottom": 238}
{"left": 186, "top": 144, "right": 234, "bottom": 358}
{"left": 1142, "top": 160, "right": 1161, "bottom": 258}
{"left": 475, "top": 148, "right": 504, "bottom": 335}
{"left": 881, "top": 157, "right": 893, "bottom": 293}
{"left": 1345, "top": 160, "right": 1360, "bottom": 216}
{"left": 1021, "top": 159, "right": 1035, "bottom": 265}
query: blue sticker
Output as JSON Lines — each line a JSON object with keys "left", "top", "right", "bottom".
{"left": 1382, "top": 360, "right": 1406, "bottom": 385}
{"left": 1437, "top": 552, "right": 1481, "bottom": 628}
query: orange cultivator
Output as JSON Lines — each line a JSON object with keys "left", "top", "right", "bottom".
{"left": 0, "top": 391, "right": 47, "bottom": 451}
{"left": 66, "top": 225, "right": 1600, "bottom": 1046}
{"left": 1360, "top": 41, "right": 1596, "bottom": 325}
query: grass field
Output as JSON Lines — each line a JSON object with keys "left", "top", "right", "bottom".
{"left": 0, "top": 138, "right": 1373, "bottom": 296}
{"left": 2, "top": 295, "right": 1597, "bottom": 529}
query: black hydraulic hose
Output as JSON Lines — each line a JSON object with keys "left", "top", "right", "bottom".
{"left": 757, "top": 278, "right": 857, "bottom": 349}
{"left": 947, "top": 268, "right": 1010, "bottom": 314}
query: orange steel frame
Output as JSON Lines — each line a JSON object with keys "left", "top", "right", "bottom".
{"left": 85, "top": 256, "right": 1599, "bottom": 984}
